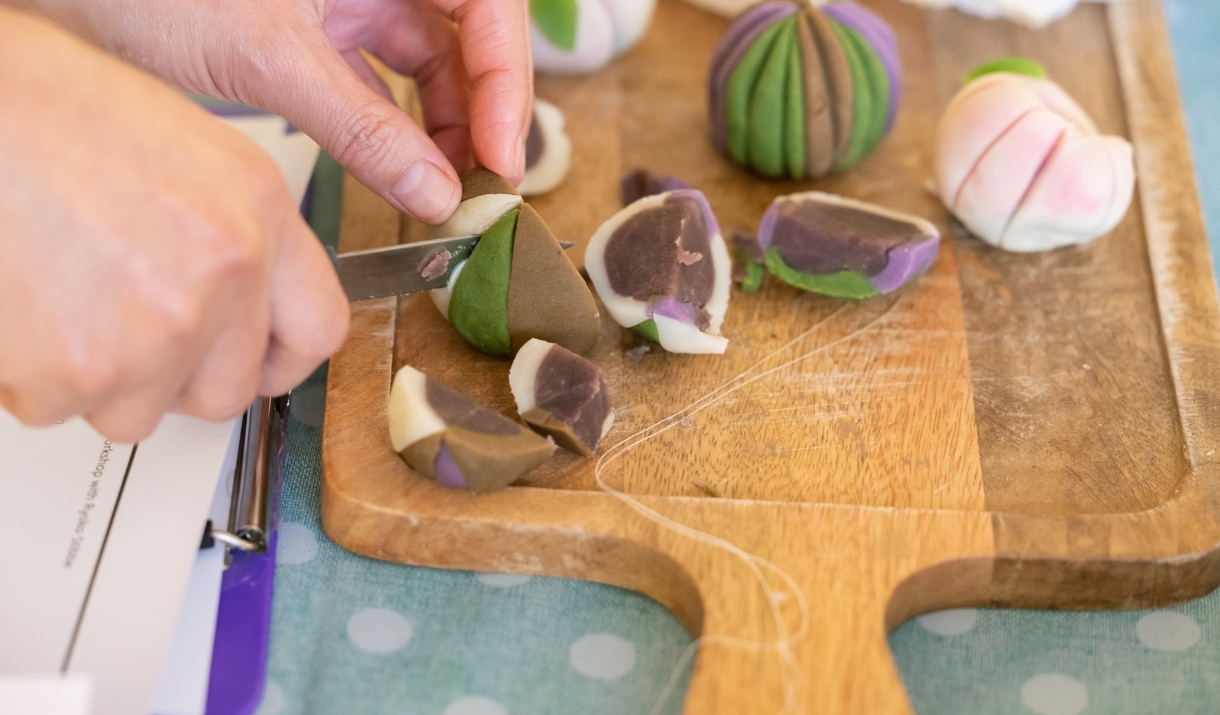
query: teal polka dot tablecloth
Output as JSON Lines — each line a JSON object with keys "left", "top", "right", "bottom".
{"left": 259, "top": 1, "right": 1220, "bottom": 713}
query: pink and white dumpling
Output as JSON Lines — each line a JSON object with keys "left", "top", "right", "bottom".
{"left": 934, "top": 58, "right": 1135, "bottom": 253}
{"left": 530, "top": 0, "right": 656, "bottom": 74}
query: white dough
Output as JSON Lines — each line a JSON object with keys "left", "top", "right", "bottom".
{"left": 532, "top": 0, "right": 655, "bottom": 74}
{"left": 518, "top": 99, "right": 572, "bottom": 197}
{"left": 585, "top": 193, "right": 667, "bottom": 331}
{"left": 896, "top": 0, "right": 1120, "bottom": 29}
{"left": 654, "top": 314, "right": 728, "bottom": 354}
{"left": 387, "top": 365, "right": 447, "bottom": 453}
{"left": 430, "top": 193, "right": 522, "bottom": 240}
{"left": 508, "top": 338, "right": 554, "bottom": 415}
{"left": 429, "top": 259, "right": 465, "bottom": 319}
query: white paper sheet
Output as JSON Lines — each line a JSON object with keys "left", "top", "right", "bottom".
{"left": 0, "top": 674, "right": 92, "bottom": 715}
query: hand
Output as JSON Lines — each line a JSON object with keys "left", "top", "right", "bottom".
{"left": 0, "top": 10, "right": 350, "bottom": 441}
{"left": 9, "top": 0, "right": 535, "bottom": 224}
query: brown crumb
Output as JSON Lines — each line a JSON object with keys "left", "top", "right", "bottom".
{"left": 419, "top": 250, "right": 453, "bottom": 280}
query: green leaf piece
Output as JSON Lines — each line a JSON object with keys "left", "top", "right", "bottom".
{"left": 530, "top": 0, "right": 579, "bottom": 52}
{"left": 747, "top": 16, "right": 797, "bottom": 178}
{"left": 741, "top": 261, "right": 765, "bottom": 293}
{"left": 764, "top": 247, "right": 880, "bottom": 300}
{"left": 783, "top": 25, "right": 806, "bottom": 179}
{"left": 631, "top": 319, "right": 660, "bottom": 342}
{"left": 726, "top": 20, "right": 786, "bottom": 166}
{"left": 964, "top": 57, "right": 1047, "bottom": 83}
{"left": 449, "top": 210, "right": 519, "bottom": 356}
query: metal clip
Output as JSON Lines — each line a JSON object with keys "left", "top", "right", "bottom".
{"left": 223, "top": 395, "right": 289, "bottom": 553}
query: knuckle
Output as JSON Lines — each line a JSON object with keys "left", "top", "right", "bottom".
{"left": 181, "top": 384, "right": 256, "bottom": 423}
{"left": 330, "top": 103, "right": 402, "bottom": 177}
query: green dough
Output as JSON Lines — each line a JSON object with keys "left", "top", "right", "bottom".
{"left": 747, "top": 16, "right": 797, "bottom": 178}
{"left": 741, "top": 261, "right": 765, "bottom": 293}
{"left": 449, "top": 210, "right": 519, "bottom": 355}
{"left": 631, "top": 319, "right": 660, "bottom": 342}
{"left": 530, "top": 0, "right": 579, "bottom": 51}
{"left": 842, "top": 23, "right": 889, "bottom": 164}
{"left": 765, "top": 247, "right": 879, "bottom": 300}
{"left": 827, "top": 18, "right": 874, "bottom": 170}
{"left": 727, "top": 20, "right": 785, "bottom": 166}
{"left": 783, "top": 26, "right": 807, "bottom": 180}
{"left": 965, "top": 57, "right": 1047, "bottom": 83}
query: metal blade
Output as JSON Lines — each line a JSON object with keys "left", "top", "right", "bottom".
{"left": 330, "top": 237, "right": 577, "bottom": 302}
{"left": 331, "top": 235, "right": 480, "bottom": 302}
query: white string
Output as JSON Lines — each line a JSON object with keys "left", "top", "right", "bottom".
{"left": 594, "top": 296, "right": 903, "bottom": 715}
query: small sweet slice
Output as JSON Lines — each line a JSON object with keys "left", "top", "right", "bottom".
{"left": 509, "top": 338, "right": 613, "bottom": 455}
{"left": 753, "top": 191, "right": 939, "bottom": 299}
{"left": 431, "top": 169, "right": 601, "bottom": 357}
{"left": 518, "top": 98, "right": 572, "bottom": 197}
{"left": 388, "top": 365, "right": 555, "bottom": 492}
{"left": 585, "top": 189, "right": 731, "bottom": 354}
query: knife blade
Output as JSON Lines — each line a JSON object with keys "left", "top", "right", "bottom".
{"left": 329, "top": 235, "right": 574, "bottom": 302}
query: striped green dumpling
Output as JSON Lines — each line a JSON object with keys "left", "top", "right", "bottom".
{"left": 708, "top": 1, "right": 902, "bottom": 179}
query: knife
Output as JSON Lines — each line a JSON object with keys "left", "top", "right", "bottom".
{"left": 328, "top": 236, "right": 574, "bottom": 302}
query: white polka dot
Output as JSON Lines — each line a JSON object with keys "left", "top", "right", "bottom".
{"left": 1020, "top": 673, "right": 1088, "bottom": 715}
{"left": 1137, "top": 611, "right": 1201, "bottom": 651}
{"left": 916, "top": 609, "right": 978, "bottom": 636}
{"left": 277, "top": 522, "right": 319, "bottom": 565}
{"left": 569, "top": 633, "right": 636, "bottom": 680}
{"left": 443, "top": 695, "right": 507, "bottom": 715}
{"left": 475, "top": 573, "right": 532, "bottom": 588}
{"left": 346, "top": 608, "right": 413, "bottom": 654}
{"left": 253, "top": 680, "right": 287, "bottom": 715}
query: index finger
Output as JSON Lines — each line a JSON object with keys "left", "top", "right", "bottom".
{"left": 429, "top": 0, "right": 534, "bottom": 184}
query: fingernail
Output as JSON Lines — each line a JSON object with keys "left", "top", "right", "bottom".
{"left": 391, "top": 161, "right": 460, "bottom": 224}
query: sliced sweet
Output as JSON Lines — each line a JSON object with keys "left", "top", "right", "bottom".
{"left": 510, "top": 338, "right": 614, "bottom": 455}
{"left": 519, "top": 99, "right": 572, "bottom": 197}
{"left": 388, "top": 365, "right": 555, "bottom": 492}
{"left": 756, "top": 191, "right": 939, "bottom": 299}
{"left": 432, "top": 170, "right": 601, "bottom": 357}
{"left": 585, "top": 189, "right": 731, "bottom": 354}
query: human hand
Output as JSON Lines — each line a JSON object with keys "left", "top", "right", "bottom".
{"left": 10, "top": 0, "right": 534, "bottom": 224}
{"left": 0, "top": 10, "right": 349, "bottom": 441}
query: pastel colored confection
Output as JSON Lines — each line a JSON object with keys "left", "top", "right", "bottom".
{"left": 934, "top": 59, "right": 1135, "bottom": 253}
{"left": 509, "top": 338, "right": 614, "bottom": 456}
{"left": 531, "top": 0, "right": 656, "bottom": 74}
{"left": 388, "top": 365, "right": 556, "bottom": 492}
{"left": 431, "top": 168, "right": 601, "bottom": 356}
{"left": 519, "top": 99, "right": 572, "bottom": 197}
{"left": 585, "top": 189, "right": 732, "bottom": 354}
{"left": 741, "top": 191, "right": 939, "bottom": 299}
{"left": 707, "top": 1, "right": 901, "bottom": 179}
{"left": 619, "top": 169, "right": 691, "bottom": 206}
{"left": 896, "top": 0, "right": 1120, "bottom": 29}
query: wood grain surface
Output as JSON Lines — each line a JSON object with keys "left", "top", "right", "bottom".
{"left": 320, "top": 1, "right": 1220, "bottom": 713}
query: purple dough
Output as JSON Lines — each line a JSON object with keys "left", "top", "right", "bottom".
{"left": 867, "top": 237, "right": 940, "bottom": 294}
{"left": 822, "top": 2, "right": 902, "bottom": 133}
{"left": 433, "top": 445, "right": 469, "bottom": 490}
{"left": 651, "top": 295, "right": 699, "bottom": 325}
{"left": 708, "top": 1, "right": 799, "bottom": 151}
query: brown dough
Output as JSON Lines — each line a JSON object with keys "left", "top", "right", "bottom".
{"left": 804, "top": 9, "right": 854, "bottom": 168}
{"left": 401, "top": 432, "right": 444, "bottom": 479}
{"left": 506, "top": 205, "right": 601, "bottom": 355}
{"left": 520, "top": 407, "right": 593, "bottom": 456}
{"left": 797, "top": 12, "right": 837, "bottom": 177}
{"left": 443, "top": 425, "right": 556, "bottom": 492}
{"left": 461, "top": 166, "right": 520, "bottom": 202}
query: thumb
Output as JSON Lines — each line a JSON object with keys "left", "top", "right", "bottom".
{"left": 261, "top": 41, "right": 462, "bottom": 224}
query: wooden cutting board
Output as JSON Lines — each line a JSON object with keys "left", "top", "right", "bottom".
{"left": 320, "top": 0, "right": 1220, "bottom": 712}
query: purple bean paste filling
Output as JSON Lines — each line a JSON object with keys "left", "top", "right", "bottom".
{"left": 761, "top": 198, "right": 933, "bottom": 277}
